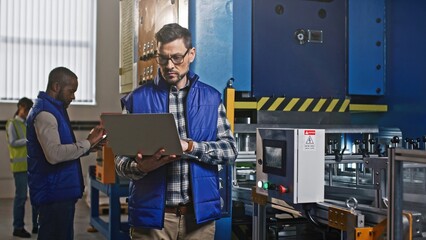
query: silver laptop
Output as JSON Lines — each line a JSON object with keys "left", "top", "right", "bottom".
{"left": 100, "top": 113, "right": 183, "bottom": 156}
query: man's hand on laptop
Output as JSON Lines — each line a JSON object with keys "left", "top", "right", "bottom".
{"left": 135, "top": 148, "right": 179, "bottom": 173}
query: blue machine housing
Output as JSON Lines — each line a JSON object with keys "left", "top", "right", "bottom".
{"left": 233, "top": 0, "right": 252, "bottom": 91}
{"left": 234, "top": 0, "right": 426, "bottom": 137}
{"left": 252, "top": 0, "right": 347, "bottom": 98}
{"left": 189, "top": 0, "right": 233, "bottom": 93}
{"left": 353, "top": 0, "right": 426, "bottom": 137}
{"left": 348, "top": 0, "right": 386, "bottom": 96}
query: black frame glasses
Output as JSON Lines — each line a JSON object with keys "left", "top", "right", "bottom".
{"left": 155, "top": 48, "right": 190, "bottom": 66}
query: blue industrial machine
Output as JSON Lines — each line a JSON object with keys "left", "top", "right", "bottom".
{"left": 233, "top": 0, "right": 426, "bottom": 137}
{"left": 230, "top": 0, "right": 426, "bottom": 239}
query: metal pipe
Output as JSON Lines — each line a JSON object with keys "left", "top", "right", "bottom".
{"left": 387, "top": 148, "right": 406, "bottom": 240}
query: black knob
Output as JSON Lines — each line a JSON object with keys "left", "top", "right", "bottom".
{"left": 369, "top": 139, "right": 376, "bottom": 144}
{"left": 294, "top": 29, "right": 307, "bottom": 45}
{"left": 391, "top": 136, "right": 400, "bottom": 144}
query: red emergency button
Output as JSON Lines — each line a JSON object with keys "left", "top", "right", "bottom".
{"left": 278, "top": 185, "right": 288, "bottom": 194}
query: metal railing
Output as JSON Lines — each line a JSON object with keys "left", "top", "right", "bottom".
{"left": 388, "top": 148, "right": 426, "bottom": 240}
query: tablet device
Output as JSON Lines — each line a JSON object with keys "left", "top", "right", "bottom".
{"left": 90, "top": 134, "right": 108, "bottom": 149}
{"left": 100, "top": 113, "right": 183, "bottom": 156}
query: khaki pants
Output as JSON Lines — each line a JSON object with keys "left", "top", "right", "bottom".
{"left": 130, "top": 212, "right": 215, "bottom": 240}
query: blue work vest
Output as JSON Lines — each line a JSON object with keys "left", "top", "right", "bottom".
{"left": 26, "top": 91, "right": 84, "bottom": 206}
{"left": 122, "top": 71, "right": 222, "bottom": 229}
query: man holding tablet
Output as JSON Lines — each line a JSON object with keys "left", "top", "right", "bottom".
{"left": 115, "top": 23, "right": 238, "bottom": 239}
{"left": 26, "top": 67, "right": 106, "bottom": 240}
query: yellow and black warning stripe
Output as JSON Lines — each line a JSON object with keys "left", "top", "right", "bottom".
{"left": 235, "top": 97, "right": 351, "bottom": 112}
{"left": 226, "top": 90, "right": 388, "bottom": 132}
{"left": 226, "top": 89, "right": 388, "bottom": 113}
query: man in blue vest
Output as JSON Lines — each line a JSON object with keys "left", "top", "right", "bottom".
{"left": 115, "top": 23, "right": 238, "bottom": 239}
{"left": 26, "top": 67, "right": 106, "bottom": 240}
{"left": 6, "top": 97, "right": 38, "bottom": 238}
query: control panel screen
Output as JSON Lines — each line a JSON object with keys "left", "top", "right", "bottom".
{"left": 264, "top": 146, "right": 282, "bottom": 168}
{"left": 262, "top": 139, "right": 286, "bottom": 176}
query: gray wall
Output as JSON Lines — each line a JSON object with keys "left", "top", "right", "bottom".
{"left": 0, "top": 0, "right": 121, "bottom": 198}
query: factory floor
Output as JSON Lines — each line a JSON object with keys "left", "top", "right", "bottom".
{"left": 0, "top": 197, "right": 107, "bottom": 240}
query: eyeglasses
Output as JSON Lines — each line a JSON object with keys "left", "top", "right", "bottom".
{"left": 155, "top": 48, "right": 190, "bottom": 66}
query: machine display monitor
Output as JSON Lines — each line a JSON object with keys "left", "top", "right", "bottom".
{"left": 262, "top": 139, "right": 286, "bottom": 176}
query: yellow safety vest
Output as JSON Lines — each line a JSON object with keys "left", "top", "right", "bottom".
{"left": 6, "top": 119, "right": 28, "bottom": 172}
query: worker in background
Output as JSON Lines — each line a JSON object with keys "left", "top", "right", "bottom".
{"left": 6, "top": 97, "right": 38, "bottom": 238}
{"left": 26, "top": 67, "right": 106, "bottom": 240}
{"left": 116, "top": 23, "right": 238, "bottom": 239}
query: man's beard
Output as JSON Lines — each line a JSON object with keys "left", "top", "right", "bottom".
{"left": 178, "top": 72, "right": 186, "bottom": 80}
{"left": 164, "top": 70, "right": 188, "bottom": 85}
{"left": 57, "top": 89, "right": 71, "bottom": 108}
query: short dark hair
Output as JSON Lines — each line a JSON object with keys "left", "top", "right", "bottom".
{"left": 46, "top": 67, "right": 78, "bottom": 91}
{"left": 155, "top": 23, "right": 192, "bottom": 49}
{"left": 15, "top": 97, "right": 33, "bottom": 116}
{"left": 17, "top": 97, "right": 33, "bottom": 110}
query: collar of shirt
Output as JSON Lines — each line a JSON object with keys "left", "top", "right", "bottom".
{"left": 169, "top": 79, "right": 191, "bottom": 95}
{"left": 15, "top": 115, "right": 25, "bottom": 123}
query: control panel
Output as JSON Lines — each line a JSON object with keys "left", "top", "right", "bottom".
{"left": 256, "top": 128, "right": 325, "bottom": 204}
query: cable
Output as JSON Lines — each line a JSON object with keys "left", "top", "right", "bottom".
{"left": 302, "top": 203, "right": 329, "bottom": 240}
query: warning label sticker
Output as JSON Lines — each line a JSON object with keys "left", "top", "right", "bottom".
{"left": 303, "top": 129, "right": 316, "bottom": 151}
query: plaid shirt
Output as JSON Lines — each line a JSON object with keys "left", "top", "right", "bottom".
{"left": 115, "top": 81, "right": 237, "bottom": 206}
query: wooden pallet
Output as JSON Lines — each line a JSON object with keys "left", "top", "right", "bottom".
{"left": 98, "top": 203, "right": 128, "bottom": 215}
